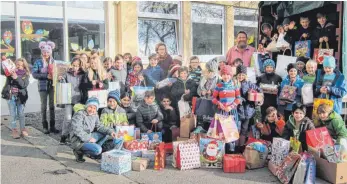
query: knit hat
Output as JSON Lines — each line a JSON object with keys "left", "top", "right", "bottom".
{"left": 173, "top": 55, "right": 182, "bottom": 63}
{"left": 108, "top": 90, "right": 121, "bottom": 104}
{"left": 287, "top": 63, "right": 297, "bottom": 73}
{"left": 296, "top": 56, "right": 309, "bottom": 65}
{"left": 86, "top": 97, "right": 99, "bottom": 110}
{"left": 206, "top": 58, "right": 219, "bottom": 73}
{"left": 220, "top": 65, "right": 233, "bottom": 76}
{"left": 282, "top": 18, "right": 290, "bottom": 26}
{"left": 39, "top": 41, "right": 55, "bottom": 55}
{"left": 263, "top": 59, "right": 275, "bottom": 71}
{"left": 132, "top": 56, "right": 142, "bottom": 63}
{"left": 323, "top": 56, "right": 336, "bottom": 69}
{"left": 236, "top": 65, "right": 247, "bottom": 75}
{"left": 168, "top": 64, "right": 181, "bottom": 77}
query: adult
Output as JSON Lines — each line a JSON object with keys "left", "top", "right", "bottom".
{"left": 226, "top": 31, "right": 255, "bottom": 67}
{"left": 155, "top": 42, "right": 173, "bottom": 76}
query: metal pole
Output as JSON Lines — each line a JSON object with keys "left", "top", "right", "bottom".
{"left": 63, "top": 1, "right": 69, "bottom": 61}
{"left": 14, "top": 1, "right": 21, "bottom": 58}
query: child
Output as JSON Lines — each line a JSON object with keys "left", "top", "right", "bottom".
{"left": 70, "top": 97, "right": 117, "bottom": 163}
{"left": 143, "top": 53, "right": 165, "bottom": 87}
{"left": 197, "top": 59, "right": 219, "bottom": 99}
{"left": 80, "top": 53, "right": 89, "bottom": 72}
{"left": 113, "top": 55, "right": 127, "bottom": 86}
{"left": 256, "top": 59, "right": 282, "bottom": 120}
{"left": 170, "top": 66, "right": 197, "bottom": 114}
{"left": 172, "top": 55, "right": 183, "bottom": 67}
{"left": 279, "top": 63, "right": 304, "bottom": 121}
{"left": 259, "top": 23, "right": 273, "bottom": 48}
{"left": 100, "top": 90, "right": 128, "bottom": 128}
{"left": 286, "top": 17, "right": 313, "bottom": 47}
{"left": 212, "top": 65, "right": 242, "bottom": 153}
{"left": 103, "top": 57, "right": 113, "bottom": 72}
{"left": 313, "top": 56, "right": 347, "bottom": 114}
{"left": 236, "top": 65, "right": 263, "bottom": 148}
{"left": 256, "top": 106, "right": 285, "bottom": 142}
{"left": 296, "top": 56, "right": 309, "bottom": 78}
{"left": 126, "top": 61, "right": 144, "bottom": 90}
{"left": 58, "top": 57, "right": 85, "bottom": 144}
{"left": 32, "top": 41, "right": 59, "bottom": 134}
{"left": 80, "top": 56, "right": 109, "bottom": 103}
{"left": 123, "top": 53, "right": 132, "bottom": 74}
{"left": 168, "top": 64, "right": 180, "bottom": 78}
{"left": 188, "top": 56, "right": 202, "bottom": 86}
{"left": 230, "top": 58, "right": 243, "bottom": 76}
{"left": 120, "top": 92, "right": 136, "bottom": 125}
{"left": 313, "top": 13, "right": 336, "bottom": 51}
{"left": 282, "top": 103, "right": 315, "bottom": 151}
{"left": 160, "top": 95, "right": 179, "bottom": 142}
{"left": 2, "top": 58, "right": 30, "bottom": 138}
{"left": 136, "top": 90, "right": 164, "bottom": 133}
{"left": 317, "top": 104, "right": 347, "bottom": 144}
{"left": 302, "top": 60, "right": 317, "bottom": 119}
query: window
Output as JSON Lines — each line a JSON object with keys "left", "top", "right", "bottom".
{"left": 20, "top": 19, "right": 64, "bottom": 63}
{"left": 1, "top": 16, "right": 16, "bottom": 60}
{"left": 191, "top": 3, "right": 225, "bottom": 61}
{"left": 234, "top": 7, "right": 258, "bottom": 48}
{"left": 21, "top": 1, "right": 62, "bottom": 6}
{"left": 67, "top": 1, "right": 104, "bottom": 9}
{"left": 137, "top": 1, "right": 180, "bottom": 58}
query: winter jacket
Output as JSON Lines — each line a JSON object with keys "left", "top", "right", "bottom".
{"left": 143, "top": 65, "right": 165, "bottom": 87}
{"left": 313, "top": 69, "right": 347, "bottom": 114}
{"left": 70, "top": 110, "right": 115, "bottom": 150}
{"left": 258, "top": 120, "right": 284, "bottom": 142}
{"left": 170, "top": 78, "right": 197, "bottom": 106}
{"left": 60, "top": 69, "right": 84, "bottom": 104}
{"left": 197, "top": 75, "right": 219, "bottom": 99}
{"left": 1, "top": 73, "right": 29, "bottom": 104}
{"left": 32, "top": 58, "right": 53, "bottom": 91}
{"left": 237, "top": 80, "right": 263, "bottom": 120}
{"left": 122, "top": 105, "right": 136, "bottom": 125}
{"left": 158, "top": 54, "right": 173, "bottom": 77}
{"left": 256, "top": 72, "right": 282, "bottom": 108}
{"left": 136, "top": 102, "right": 164, "bottom": 132}
{"left": 100, "top": 106, "right": 128, "bottom": 128}
{"left": 189, "top": 66, "right": 202, "bottom": 86}
{"left": 80, "top": 70, "right": 109, "bottom": 104}
{"left": 318, "top": 111, "right": 347, "bottom": 144}
{"left": 279, "top": 75, "right": 304, "bottom": 111}
{"left": 160, "top": 105, "right": 178, "bottom": 128}
{"left": 285, "top": 26, "right": 313, "bottom": 46}
{"left": 212, "top": 80, "right": 242, "bottom": 110}
{"left": 282, "top": 116, "right": 315, "bottom": 151}
{"left": 126, "top": 71, "right": 144, "bottom": 88}
{"left": 312, "top": 21, "right": 336, "bottom": 50}
{"left": 112, "top": 68, "right": 127, "bottom": 86}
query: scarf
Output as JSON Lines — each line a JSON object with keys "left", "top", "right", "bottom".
{"left": 16, "top": 69, "right": 27, "bottom": 77}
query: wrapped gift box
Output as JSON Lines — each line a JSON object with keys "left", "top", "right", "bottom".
{"left": 123, "top": 140, "right": 148, "bottom": 151}
{"left": 176, "top": 141, "right": 201, "bottom": 170}
{"left": 271, "top": 138, "right": 290, "bottom": 166}
{"left": 223, "top": 154, "right": 246, "bottom": 173}
{"left": 132, "top": 157, "right": 149, "bottom": 171}
{"left": 101, "top": 150, "right": 131, "bottom": 175}
{"left": 142, "top": 150, "right": 155, "bottom": 162}
{"left": 122, "top": 148, "right": 142, "bottom": 158}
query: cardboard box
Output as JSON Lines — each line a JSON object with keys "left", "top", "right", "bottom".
{"left": 309, "top": 146, "right": 347, "bottom": 184}
{"left": 132, "top": 158, "right": 149, "bottom": 171}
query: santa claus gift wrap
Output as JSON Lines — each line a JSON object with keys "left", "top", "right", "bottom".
{"left": 199, "top": 138, "right": 224, "bottom": 168}
{"left": 223, "top": 154, "right": 246, "bottom": 173}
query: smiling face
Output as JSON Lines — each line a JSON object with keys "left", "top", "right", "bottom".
{"left": 297, "top": 63, "right": 305, "bottom": 71}
{"left": 318, "top": 111, "right": 330, "bottom": 121}
{"left": 293, "top": 109, "right": 305, "bottom": 122}
{"left": 90, "top": 59, "right": 98, "bottom": 70}
{"left": 318, "top": 17, "right": 327, "bottom": 26}
{"left": 179, "top": 71, "right": 188, "bottom": 80}
{"left": 221, "top": 74, "right": 232, "bottom": 82}
{"left": 71, "top": 60, "right": 80, "bottom": 72}
{"left": 103, "top": 60, "right": 111, "bottom": 70}
{"left": 107, "top": 98, "right": 118, "bottom": 109}
{"left": 149, "top": 57, "right": 158, "bottom": 67}
{"left": 288, "top": 68, "right": 297, "bottom": 78}
{"left": 144, "top": 96, "right": 155, "bottom": 105}
{"left": 267, "top": 111, "right": 278, "bottom": 123}
{"left": 300, "top": 19, "right": 310, "bottom": 29}
{"left": 86, "top": 105, "right": 97, "bottom": 115}
{"left": 306, "top": 64, "right": 316, "bottom": 75}
{"left": 114, "top": 59, "right": 124, "bottom": 70}
{"left": 190, "top": 59, "right": 199, "bottom": 69}
{"left": 133, "top": 64, "right": 142, "bottom": 73}
{"left": 237, "top": 73, "right": 246, "bottom": 82}
{"left": 42, "top": 51, "right": 50, "bottom": 60}
{"left": 157, "top": 45, "right": 166, "bottom": 56}
{"left": 324, "top": 67, "right": 334, "bottom": 75}
{"left": 121, "top": 96, "right": 131, "bottom": 107}
{"left": 16, "top": 60, "right": 24, "bottom": 70}
{"left": 236, "top": 33, "right": 247, "bottom": 48}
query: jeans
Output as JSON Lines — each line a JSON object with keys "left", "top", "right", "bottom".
{"left": 39, "top": 87, "right": 55, "bottom": 127}
{"left": 62, "top": 104, "right": 73, "bottom": 136}
{"left": 7, "top": 96, "right": 25, "bottom": 130}
{"left": 81, "top": 132, "right": 109, "bottom": 156}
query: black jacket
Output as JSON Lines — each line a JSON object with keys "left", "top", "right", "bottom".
{"left": 312, "top": 22, "right": 336, "bottom": 50}
{"left": 256, "top": 72, "right": 282, "bottom": 107}
{"left": 1, "top": 75, "right": 30, "bottom": 104}
{"left": 80, "top": 70, "right": 109, "bottom": 103}
{"left": 122, "top": 106, "right": 136, "bottom": 125}
{"left": 160, "top": 105, "right": 178, "bottom": 128}
{"left": 170, "top": 78, "right": 197, "bottom": 105}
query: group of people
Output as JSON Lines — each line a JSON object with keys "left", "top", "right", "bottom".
{"left": 2, "top": 13, "right": 347, "bottom": 162}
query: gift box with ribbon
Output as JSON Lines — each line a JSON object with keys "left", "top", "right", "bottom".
{"left": 223, "top": 154, "right": 246, "bottom": 173}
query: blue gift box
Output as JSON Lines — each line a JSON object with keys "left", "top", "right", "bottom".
{"left": 101, "top": 150, "right": 131, "bottom": 175}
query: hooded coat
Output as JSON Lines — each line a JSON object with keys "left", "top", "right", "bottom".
{"left": 318, "top": 111, "right": 347, "bottom": 144}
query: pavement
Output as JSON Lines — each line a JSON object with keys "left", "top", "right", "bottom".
{"left": 1, "top": 115, "right": 331, "bottom": 184}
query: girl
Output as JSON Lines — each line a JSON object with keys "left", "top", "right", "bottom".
{"left": 235, "top": 65, "right": 262, "bottom": 149}
{"left": 80, "top": 56, "right": 108, "bottom": 104}
{"left": 212, "top": 65, "right": 242, "bottom": 153}
{"left": 126, "top": 61, "right": 144, "bottom": 90}
{"left": 302, "top": 60, "right": 317, "bottom": 119}
{"left": 282, "top": 103, "right": 315, "bottom": 151}
{"left": 256, "top": 59, "right": 282, "bottom": 120}
{"left": 256, "top": 106, "right": 285, "bottom": 142}
{"left": 197, "top": 59, "right": 219, "bottom": 99}
{"left": 143, "top": 53, "right": 165, "bottom": 87}
{"left": 156, "top": 42, "right": 173, "bottom": 76}
{"left": 188, "top": 56, "right": 202, "bottom": 86}
{"left": 317, "top": 104, "right": 347, "bottom": 144}
{"left": 120, "top": 92, "right": 136, "bottom": 125}
{"left": 80, "top": 53, "right": 89, "bottom": 72}
{"left": 278, "top": 63, "right": 304, "bottom": 121}
{"left": 58, "top": 57, "right": 85, "bottom": 144}
{"left": 2, "top": 58, "right": 30, "bottom": 138}
{"left": 160, "top": 95, "right": 179, "bottom": 142}
{"left": 32, "top": 41, "right": 59, "bottom": 134}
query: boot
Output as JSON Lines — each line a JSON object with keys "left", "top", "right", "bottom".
{"left": 73, "top": 150, "right": 85, "bottom": 163}
{"left": 42, "top": 121, "right": 49, "bottom": 134}
{"left": 50, "top": 121, "right": 60, "bottom": 134}
{"left": 60, "top": 135, "right": 67, "bottom": 145}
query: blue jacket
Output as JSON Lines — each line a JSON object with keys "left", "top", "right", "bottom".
{"left": 32, "top": 58, "right": 54, "bottom": 92}
{"left": 279, "top": 75, "right": 304, "bottom": 111}
{"left": 143, "top": 65, "right": 165, "bottom": 87}
{"left": 237, "top": 80, "right": 263, "bottom": 120}
{"left": 313, "top": 69, "right": 347, "bottom": 114}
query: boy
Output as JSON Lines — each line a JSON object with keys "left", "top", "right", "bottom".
{"left": 100, "top": 90, "right": 128, "bottom": 128}
{"left": 286, "top": 17, "right": 313, "bottom": 46}
{"left": 113, "top": 55, "right": 127, "bottom": 86}
{"left": 188, "top": 56, "right": 202, "bottom": 86}
{"left": 70, "top": 97, "right": 117, "bottom": 163}
{"left": 160, "top": 95, "right": 178, "bottom": 142}
{"left": 302, "top": 60, "right": 317, "bottom": 119}
{"left": 143, "top": 54, "right": 165, "bottom": 87}
{"left": 313, "top": 13, "right": 336, "bottom": 51}
{"left": 136, "top": 90, "right": 164, "bottom": 133}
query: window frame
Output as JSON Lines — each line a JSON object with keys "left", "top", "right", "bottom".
{"left": 233, "top": 7, "right": 259, "bottom": 47}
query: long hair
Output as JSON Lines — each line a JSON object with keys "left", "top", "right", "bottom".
{"left": 88, "top": 57, "right": 106, "bottom": 81}
{"left": 15, "top": 58, "right": 30, "bottom": 76}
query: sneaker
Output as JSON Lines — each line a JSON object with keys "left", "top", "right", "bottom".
{"left": 43, "top": 128, "right": 50, "bottom": 134}
{"left": 12, "top": 129, "right": 20, "bottom": 139}
{"left": 21, "top": 129, "right": 29, "bottom": 137}
{"left": 60, "top": 136, "right": 67, "bottom": 145}
{"left": 73, "top": 150, "right": 85, "bottom": 163}
{"left": 50, "top": 128, "right": 60, "bottom": 134}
